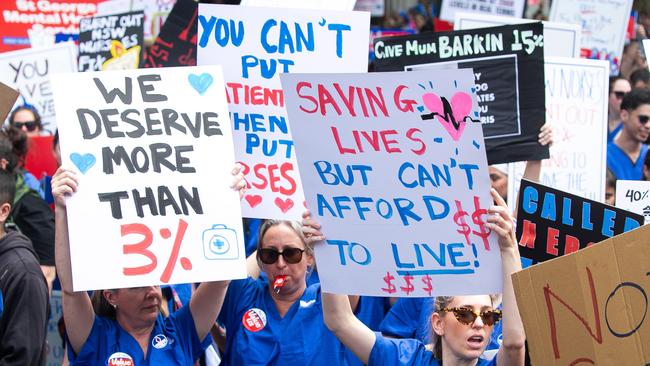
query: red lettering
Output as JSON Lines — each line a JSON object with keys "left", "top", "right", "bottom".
{"left": 121, "top": 223, "right": 156, "bottom": 276}
{"left": 546, "top": 227, "right": 559, "bottom": 255}
{"left": 244, "top": 163, "right": 296, "bottom": 195}
{"left": 226, "top": 82, "right": 242, "bottom": 104}
{"left": 278, "top": 162, "right": 297, "bottom": 195}
{"left": 318, "top": 83, "right": 342, "bottom": 116}
{"left": 380, "top": 130, "right": 401, "bottom": 153}
{"left": 564, "top": 234, "right": 580, "bottom": 255}
{"left": 297, "top": 82, "right": 318, "bottom": 114}
{"left": 251, "top": 86, "right": 263, "bottom": 105}
{"left": 333, "top": 83, "right": 357, "bottom": 117}
{"left": 358, "top": 131, "right": 379, "bottom": 152}
{"left": 519, "top": 219, "right": 536, "bottom": 248}
{"left": 394, "top": 85, "right": 417, "bottom": 112}
{"left": 406, "top": 128, "right": 426, "bottom": 155}
{"left": 331, "top": 126, "right": 355, "bottom": 154}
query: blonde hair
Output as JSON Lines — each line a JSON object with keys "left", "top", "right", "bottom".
{"left": 256, "top": 220, "right": 314, "bottom": 269}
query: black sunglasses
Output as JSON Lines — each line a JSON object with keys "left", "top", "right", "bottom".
{"left": 13, "top": 121, "right": 38, "bottom": 132}
{"left": 614, "top": 91, "right": 627, "bottom": 100}
{"left": 441, "top": 306, "right": 502, "bottom": 326}
{"left": 638, "top": 114, "right": 650, "bottom": 125}
{"left": 258, "top": 247, "right": 305, "bottom": 264}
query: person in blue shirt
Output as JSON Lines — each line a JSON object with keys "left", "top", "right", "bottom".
{"left": 307, "top": 189, "right": 526, "bottom": 366}
{"left": 52, "top": 165, "right": 246, "bottom": 366}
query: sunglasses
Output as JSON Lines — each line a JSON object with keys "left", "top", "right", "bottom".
{"left": 638, "top": 114, "right": 650, "bottom": 125}
{"left": 441, "top": 306, "right": 502, "bottom": 326}
{"left": 258, "top": 247, "right": 305, "bottom": 264}
{"left": 613, "top": 91, "right": 627, "bottom": 100}
{"left": 13, "top": 121, "right": 38, "bottom": 132}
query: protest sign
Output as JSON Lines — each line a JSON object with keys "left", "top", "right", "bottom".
{"left": 0, "top": 1, "right": 100, "bottom": 52}
{"left": 78, "top": 11, "right": 144, "bottom": 72}
{"left": 515, "top": 179, "right": 643, "bottom": 264}
{"left": 0, "top": 82, "right": 19, "bottom": 122}
{"left": 454, "top": 12, "right": 581, "bottom": 58}
{"left": 143, "top": 0, "right": 197, "bottom": 68}
{"left": 373, "top": 23, "right": 547, "bottom": 165}
{"left": 550, "top": 0, "right": 633, "bottom": 75}
{"left": 616, "top": 180, "right": 650, "bottom": 224}
{"left": 96, "top": 0, "right": 176, "bottom": 45}
{"left": 440, "top": 0, "right": 525, "bottom": 23}
{"left": 197, "top": 4, "right": 370, "bottom": 220}
{"left": 508, "top": 58, "right": 609, "bottom": 205}
{"left": 282, "top": 69, "right": 501, "bottom": 296}
{"left": 240, "top": 0, "right": 356, "bottom": 10}
{"left": 354, "top": 0, "right": 384, "bottom": 16}
{"left": 512, "top": 224, "right": 650, "bottom": 366}
{"left": 0, "top": 43, "right": 77, "bottom": 134}
{"left": 51, "top": 66, "right": 245, "bottom": 290}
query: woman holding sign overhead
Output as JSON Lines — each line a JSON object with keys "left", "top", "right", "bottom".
{"left": 305, "top": 188, "right": 526, "bottom": 366}
{"left": 52, "top": 165, "right": 246, "bottom": 366}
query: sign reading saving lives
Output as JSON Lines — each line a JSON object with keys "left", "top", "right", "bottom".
{"left": 373, "top": 23, "right": 547, "bottom": 165}
{"left": 51, "top": 66, "right": 246, "bottom": 290}
{"left": 282, "top": 69, "right": 502, "bottom": 296}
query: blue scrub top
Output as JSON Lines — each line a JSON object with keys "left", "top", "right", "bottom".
{"left": 607, "top": 142, "right": 649, "bottom": 180}
{"left": 219, "top": 277, "right": 363, "bottom": 366}
{"left": 68, "top": 306, "right": 210, "bottom": 365}
{"left": 608, "top": 123, "right": 622, "bottom": 143}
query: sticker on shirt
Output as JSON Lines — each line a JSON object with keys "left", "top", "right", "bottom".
{"left": 152, "top": 334, "right": 171, "bottom": 349}
{"left": 242, "top": 308, "right": 267, "bottom": 332}
{"left": 107, "top": 352, "right": 134, "bottom": 366}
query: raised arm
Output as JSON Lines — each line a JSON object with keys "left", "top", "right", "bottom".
{"left": 52, "top": 167, "right": 95, "bottom": 355}
{"left": 486, "top": 189, "right": 526, "bottom": 366}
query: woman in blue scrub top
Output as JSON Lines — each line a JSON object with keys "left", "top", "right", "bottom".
{"left": 52, "top": 166, "right": 246, "bottom": 366}
{"left": 308, "top": 189, "right": 526, "bottom": 366}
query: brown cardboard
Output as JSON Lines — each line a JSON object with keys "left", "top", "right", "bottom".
{"left": 0, "top": 82, "right": 19, "bottom": 123}
{"left": 512, "top": 224, "right": 650, "bottom": 365}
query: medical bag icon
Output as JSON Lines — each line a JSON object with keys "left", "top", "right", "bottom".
{"left": 203, "top": 224, "right": 239, "bottom": 260}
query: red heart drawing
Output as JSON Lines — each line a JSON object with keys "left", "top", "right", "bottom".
{"left": 275, "top": 197, "right": 294, "bottom": 213}
{"left": 245, "top": 195, "right": 262, "bottom": 208}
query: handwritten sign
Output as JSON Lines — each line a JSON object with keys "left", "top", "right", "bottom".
{"left": 197, "top": 4, "right": 370, "bottom": 219}
{"left": 51, "top": 66, "right": 245, "bottom": 291}
{"left": 509, "top": 58, "right": 609, "bottom": 205}
{"left": 0, "top": 43, "right": 77, "bottom": 134}
{"left": 440, "top": 0, "right": 525, "bottom": 23}
{"left": 512, "top": 224, "right": 650, "bottom": 366}
{"left": 515, "top": 180, "right": 643, "bottom": 264}
{"left": 282, "top": 69, "right": 501, "bottom": 296}
{"left": 78, "top": 11, "right": 144, "bottom": 72}
{"left": 143, "top": 0, "right": 197, "bottom": 68}
{"left": 240, "top": 0, "right": 356, "bottom": 10}
{"left": 96, "top": 0, "right": 176, "bottom": 45}
{"left": 616, "top": 180, "right": 650, "bottom": 224}
{"left": 373, "top": 23, "right": 547, "bottom": 165}
{"left": 550, "top": 0, "right": 633, "bottom": 75}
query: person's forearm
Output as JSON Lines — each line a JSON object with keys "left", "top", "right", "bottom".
{"left": 54, "top": 207, "right": 74, "bottom": 294}
{"left": 500, "top": 248, "right": 525, "bottom": 350}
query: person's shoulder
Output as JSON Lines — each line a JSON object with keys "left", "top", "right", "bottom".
{"left": 0, "top": 232, "right": 40, "bottom": 269}
{"left": 369, "top": 334, "right": 437, "bottom": 366}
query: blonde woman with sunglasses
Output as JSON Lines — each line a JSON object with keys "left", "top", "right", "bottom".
{"left": 304, "top": 189, "right": 526, "bottom": 366}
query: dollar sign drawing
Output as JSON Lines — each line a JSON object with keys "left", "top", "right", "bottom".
{"left": 471, "top": 196, "right": 491, "bottom": 250}
{"left": 421, "top": 275, "right": 433, "bottom": 296}
{"left": 400, "top": 274, "right": 414, "bottom": 295}
{"left": 453, "top": 200, "right": 471, "bottom": 245}
{"left": 381, "top": 272, "right": 397, "bottom": 294}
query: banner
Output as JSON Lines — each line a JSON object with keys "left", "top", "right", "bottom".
{"left": 515, "top": 179, "right": 643, "bottom": 264}
{"left": 96, "top": 0, "right": 176, "bottom": 45}
{"left": 51, "top": 66, "right": 245, "bottom": 290}
{"left": 616, "top": 180, "right": 650, "bottom": 224}
{"left": 440, "top": 0, "right": 525, "bottom": 23}
{"left": 78, "top": 11, "right": 144, "bottom": 72}
{"left": 282, "top": 69, "right": 501, "bottom": 296}
{"left": 512, "top": 224, "right": 650, "bottom": 366}
{"left": 373, "top": 23, "right": 547, "bottom": 165}
{"left": 197, "top": 4, "right": 370, "bottom": 220}
{"left": 0, "top": 43, "right": 77, "bottom": 134}
{"left": 143, "top": 0, "right": 197, "bottom": 68}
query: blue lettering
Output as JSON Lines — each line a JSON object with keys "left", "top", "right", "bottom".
{"left": 623, "top": 217, "right": 641, "bottom": 232}
{"left": 602, "top": 209, "right": 616, "bottom": 237}
{"left": 394, "top": 198, "right": 421, "bottom": 226}
{"left": 581, "top": 202, "right": 593, "bottom": 230}
{"left": 391, "top": 243, "right": 415, "bottom": 268}
{"left": 522, "top": 186, "right": 538, "bottom": 214}
{"left": 327, "top": 239, "right": 349, "bottom": 265}
{"left": 327, "top": 23, "right": 351, "bottom": 58}
{"left": 423, "top": 195, "right": 450, "bottom": 220}
{"left": 422, "top": 243, "right": 446, "bottom": 266}
{"left": 540, "top": 192, "right": 556, "bottom": 220}
{"left": 398, "top": 162, "right": 417, "bottom": 188}
{"left": 458, "top": 164, "right": 479, "bottom": 190}
{"left": 349, "top": 242, "right": 371, "bottom": 265}
{"left": 317, "top": 193, "right": 336, "bottom": 217}
{"left": 561, "top": 197, "right": 573, "bottom": 226}
{"left": 448, "top": 243, "right": 470, "bottom": 267}
{"left": 352, "top": 197, "right": 373, "bottom": 220}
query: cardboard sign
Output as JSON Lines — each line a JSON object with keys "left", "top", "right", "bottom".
{"left": 51, "top": 66, "right": 245, "bottom": 291}
{"left": 454, "top": 12, "right": 581, "bottom": 58}
{"left": 282, "top": 69, "right": 501, "bottom": 296}
{"left": 373, "top": 23, "right": 547, "bottom": 165}
{"left": 550, "top": 0, "right": 633, "bottom": 75}
{"left": 0, "top": 82, "right": 19, "bottom": 122}
{"left": 197, "top": 4, "right": 370, "bottom": 220}
{"left": 143, "top": 0, "right": 197, "bottom": 68}
{"left": 508, "top": 58, "right": 609, "bottom": 205}
{"left": 440, "top": 0, "right": 525, "bottom": 23}
{"left": 512, "top": 224, "right": 650, "bottom": 365}
{"left": 240, "top": 0, "right": 356, "bottom": 10}
{"left": 0, "top": 43, "right": 77, "bottom": 134}
{"left": 78, "top": 11, "right": 144, "bottom": 72}
{"left": 96, "top": 0, "right": 176, "bottom": 45}
{"left": 616, "top": 180, "right": 650, "bottom": 224}
{"left": 515, "top": 179, "right": 643, "bottom": 264}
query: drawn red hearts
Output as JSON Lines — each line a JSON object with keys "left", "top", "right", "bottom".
{"left": 245, "top": 195, "right": 262, "bottom": 208}
{"left": 274, "top": 197, "right": 294, "bottom": 213}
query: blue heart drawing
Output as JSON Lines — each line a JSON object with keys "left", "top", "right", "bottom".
{"left": 70, "top": 153, "right": 96, "bottom": 174}
{"left": 188, "top": 73, "right": 213, "bottom": 95}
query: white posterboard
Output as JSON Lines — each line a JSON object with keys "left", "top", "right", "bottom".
{"left": 240, "top": 0, "right": 356, "bottom": 10}
{"left": 282, "top": 69, "right": 501, "bottom": 296}
{"left": 550, "top": 0, "right": 633, "bottom": 74}
{"left": 51, "top": 66, "right": 245, "bottom": 291}
{"left": 508, "top": 57, "right": 608, "bottom": 205}
{"left": 454, "top": 12, "right": 581, "bottom": 58}
{"left": 440, "top": 0, "right": 525, "bottom": 23}
{"left": 616, "top": 180, "right": 650, "bottom": 224}
{"left": 197, "top": 4, "right": 370, "bottom": 220}
{"left": 0, "top": 43, "right": 77, "bottom": 134}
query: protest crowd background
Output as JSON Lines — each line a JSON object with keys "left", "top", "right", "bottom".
{"left": 0, "top": 0, "right": 649, "bottom": 365}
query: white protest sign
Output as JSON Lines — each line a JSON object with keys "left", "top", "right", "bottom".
{"left": 282, "top": 69, "right": 501, "bottom": 296}
{"left": 616, "top": 180, "right": 650, "bottom": 224}
{"left": 354, "top": 0, "right": 384, "bottom": 16}
{"left": 0, "top": 43, "right": 77, "bottom": 134}
{"left": 508, "top": 58, "right": 608, "bottom": 205}
{"left": 440, "top": 0, "right": 525, "bottom": 23}
{"left": 96, "top": 0, "right": 176, "bottom": 44}
{"left": 550, "top": 0, "right": 633, "bottom": 74}
{"left": 240, "top": 0, "right": 356, "bottom": 11}
{"left": 197, "top": 4, "right": 369, "bottom": 220}
{"left": 454, "top": 12, "right": 581, "bottom": 58}
{"left": 51, "top": 66, "right": 245, "bottom": 291}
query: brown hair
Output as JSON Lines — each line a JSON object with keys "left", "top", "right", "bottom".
{"left": 91, "top": 290, "right": 116, "bottom": 319}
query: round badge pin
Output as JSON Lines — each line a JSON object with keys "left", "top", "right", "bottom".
{"left": 152, "top": 334, "right": 169, "bottom": 349}
{"left": 242, "top": 308, "right": 267, "bottom": 332}
{"left": 107, "top": 352, "right": 134, "bottom": 366}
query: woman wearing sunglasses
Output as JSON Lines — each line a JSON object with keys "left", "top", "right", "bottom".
{"left": 9, "top": 105, "right": 43, "bottom": 137}
{"left": 307, "top": 189, "right": 525, "bottom": 366}
{"left": 216, "top": 219, "right": 364, "bottom": 366}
